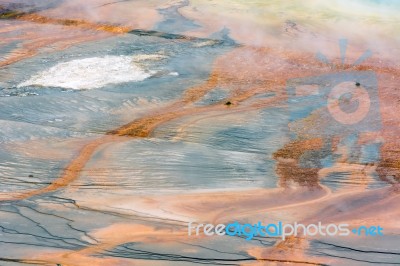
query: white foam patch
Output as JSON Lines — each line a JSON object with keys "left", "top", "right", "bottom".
{"left": 18, "top": 56, "right": 154, "bottom": 90}
{"left": 132, "top": 54, "right": 167, "bottom": 62}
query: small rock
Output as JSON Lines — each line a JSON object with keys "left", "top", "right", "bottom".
{"left": 28, "top": 174, "right": 34, "bottom": 178}
{"left": 355, "top": 82, "right": 361, "bottom": 87}
{"left": 225, "top": 101, "right": 232, "bottom": 106}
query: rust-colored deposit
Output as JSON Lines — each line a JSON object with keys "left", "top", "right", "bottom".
{"left": 1, "top": 38, "right": 400, "bottom": 266}
{"left": 1, "top": 45, "right": 400, "bottom": 202}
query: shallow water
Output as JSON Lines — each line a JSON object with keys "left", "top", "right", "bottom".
{"left": 0, "top": 1, "right": 399, "bottom": 265}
